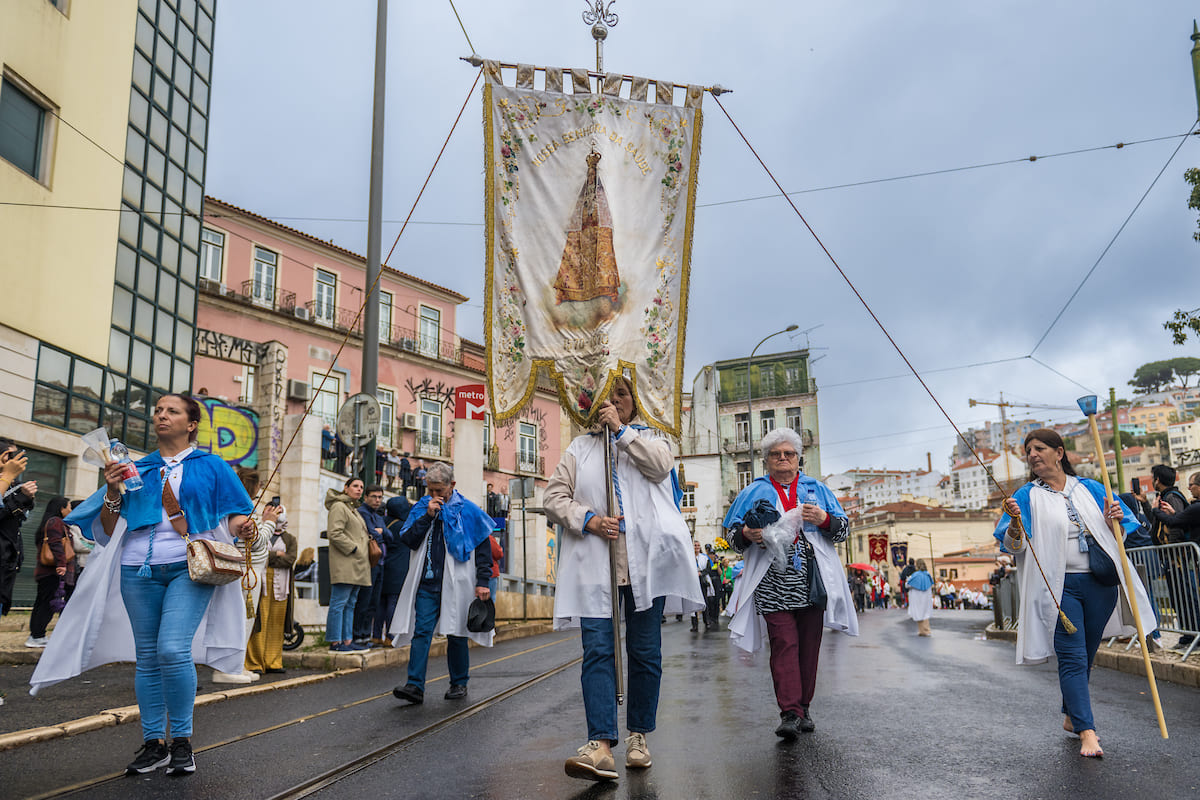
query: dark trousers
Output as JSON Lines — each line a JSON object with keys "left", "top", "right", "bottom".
{"left": 763, "top": 606, "right": 825, "bottom": 715}
{"left": 30, "top": 574, "right": 71, "bottom": 638}
{"left": 352, "top": 564, "right": 384, "bottom": 640}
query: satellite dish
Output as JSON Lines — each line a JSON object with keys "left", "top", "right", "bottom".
{"left": 336, "top": 393, "right": 381, "bottom": 447}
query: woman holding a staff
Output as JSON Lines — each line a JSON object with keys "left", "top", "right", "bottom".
{"left": 995, "top": 428, "right": 1154, "bottom": 758}
{"left": 545, "top": 375, "right": 703, "bottom": 783}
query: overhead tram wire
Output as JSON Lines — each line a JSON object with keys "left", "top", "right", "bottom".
{"left": 710, "top": 92, "right": 1043, "bottom": 501}
{"left": 447, "top": 0, "right": 476, "bottom": 55}
{"left": 697, "top": 131, "right": 1198, "bottom": 209}
{"left": 244, "top": 66, "right": 483, "bottom": 520}
{"left": 1029, "top": 120, "right": 1200, "bottom": 355}
{"left": 6, "top": 129, "right": 1194, "bottom": 226}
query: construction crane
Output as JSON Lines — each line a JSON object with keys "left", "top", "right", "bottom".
{"left": 967, "top": 393, "right": 1078, "bottom": 486}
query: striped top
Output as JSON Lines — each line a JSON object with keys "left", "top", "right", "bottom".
{"left": 731, "top": 516, "right": 849, "bottom": 613}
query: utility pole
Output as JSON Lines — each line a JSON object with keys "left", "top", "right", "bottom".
{"left": 359, "top": 0, "right": 386, "bottom": 487}
{"left": 1110, "top": 387, "right": 1126, "bottom": 492}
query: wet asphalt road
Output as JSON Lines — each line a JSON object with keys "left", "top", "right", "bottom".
{"left": 2, "top": 609, "right": 1198, "bottom": 799}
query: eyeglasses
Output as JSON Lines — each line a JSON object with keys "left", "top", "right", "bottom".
{"left": 767, "top": 450, "right": 799, "bottom": 460}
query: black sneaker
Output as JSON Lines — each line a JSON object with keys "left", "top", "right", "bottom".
{"left": 444, "top": 684, "right": 468, "bottom": 700}
{"left": 126, "top": 740, "right": 170, "bottom": 774}
{"left": 166, "top": 738, "right": 195, "bottom": 775}
{"left": 775, "top": 712, "right": 800, "bottom": 740}
{"left": 798, "top": 709, "right": 815, "bottom": 733}
{"left": 393, "top": 683, "right": 424, "bottom": 704}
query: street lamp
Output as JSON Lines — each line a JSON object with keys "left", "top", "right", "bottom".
{"left": 747, "top": 324, "right": 799, "bottom": 479}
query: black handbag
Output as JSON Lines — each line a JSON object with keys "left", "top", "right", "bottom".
{"left": 467, "top": 598, "right": 496, "bottom": 632}
{"left": 806, "top": 547, "right": 828, "bottom": 609}
{"left": 1084, "top": 533, "right": 1120, "bottom": 587}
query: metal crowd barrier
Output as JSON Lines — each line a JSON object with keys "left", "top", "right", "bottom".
{"left": 992, "top": 572, "right": 1020, "bottom": 630}
{"left": 1124, "top": 542, "right": 1200, "bottom": 662}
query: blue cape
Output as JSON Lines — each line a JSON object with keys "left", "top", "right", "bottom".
{"left": 67, "top": 450, "right": 252, "bottom": 539}
{"left": 993, "top": 478, "right": 1137, "bottom": 552}
{"left": 906, "top": 570, "right": 934, "bottom": 591}
{"left": 722, "top": 473, "right": 847, "bottom": 531}
{"left": 400, "top": 489, "right": 493, "bottom": 563}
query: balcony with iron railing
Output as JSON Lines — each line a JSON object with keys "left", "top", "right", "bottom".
{"left": 517, "top": 453, "right": 544, "bottom": 476}
{"left": 239, "top": 280, "right": 296, "bottom": 313}
{"left": 717, "top": 377, "right": 818, "bottom": 404}
{"left": 416, "top": 430, "right": 453, "bottom": 460}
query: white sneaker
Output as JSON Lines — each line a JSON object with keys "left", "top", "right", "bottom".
{"left": 212, "top": 670, "right": 257, "bottom": 684}
{"left": 24, "top": 636, "right": 48, "bottom": 648}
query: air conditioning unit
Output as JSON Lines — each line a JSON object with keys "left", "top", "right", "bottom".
{"left": 293, "top": 306, "right": 311, "bottom": 321}
{"left": 400, "top": 338, "right": 417, "bottom": 353}
{"left": 287, "top": 379, "right": 310, "bottom": 400}
{"left": 400, "top": 412, "right": 418, "bottom": 429}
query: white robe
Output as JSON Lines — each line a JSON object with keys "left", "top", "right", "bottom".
{"left": 907, "top": 589, "right": 933, "bottom": 622}
{"left": 30, "top": 517, "right": 247, "bottom": 695}
{"left": 726, "top": 503, "right": 858, "bottom": 654}
{"left": 389, "top": 532, "right": 493, "bottom": 648}
{"left": 1013, "top": 477, "right": 1156, "bottom": 665}
{"left": 546, "top": 429, "right": 704, "bottom": 629}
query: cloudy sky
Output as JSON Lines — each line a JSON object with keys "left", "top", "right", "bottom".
{"left": 205, "top": 1, "right": 1200, "bottom": 476}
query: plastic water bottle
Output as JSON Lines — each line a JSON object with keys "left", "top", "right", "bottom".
{"left": 109, "top": 440, "right": 144, "bottom": 492}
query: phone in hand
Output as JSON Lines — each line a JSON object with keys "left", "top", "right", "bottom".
{"left": 1132, "top": 477, "right": 1141, "bottom": 494}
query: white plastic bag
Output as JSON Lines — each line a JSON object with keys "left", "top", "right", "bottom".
{"left": 760, "top": 508, "right": 805, "bottom": 569}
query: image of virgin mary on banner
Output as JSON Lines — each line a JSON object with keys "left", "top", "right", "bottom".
{"left": 483, "top": 61, "right": 704, "bottom": 435}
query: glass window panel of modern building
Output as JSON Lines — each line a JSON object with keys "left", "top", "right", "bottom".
{"left": 92, "top": 2, "right": 217, "bottom": 451}
{"left": 0, "top": 77, "right": 48, "bottom": 180}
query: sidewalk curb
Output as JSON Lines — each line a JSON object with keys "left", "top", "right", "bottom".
{"left": 0, "top": 621, "right": 552, "bottom": 753}
{"left": 985, "top": 624, "right": 1199, "bottom": 687}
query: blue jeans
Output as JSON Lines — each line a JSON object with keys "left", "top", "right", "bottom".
{"left": 579, "top": 587, "right": 665, "bottom": 743}
{"left": 487, "top": 575, "right": 499, "bottom": 598}
{"left": 327, "top": 583, "right": 360, "bottom": 643}
{"left": 120, "top": 562, "right": 215, "bottom": 741}
{"left": 1055, "top": 571, "right": 1118, "bottom": 733}
{"left": 406, "top": 582, "right": 469, "bottom": 690}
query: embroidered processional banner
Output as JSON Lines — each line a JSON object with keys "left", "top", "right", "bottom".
{"left": 483, "top": 62, "right": 704, "bottom": 436}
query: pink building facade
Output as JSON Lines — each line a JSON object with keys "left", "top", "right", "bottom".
{"left": 190, "top": 197, "right": 565, "bottom": 620}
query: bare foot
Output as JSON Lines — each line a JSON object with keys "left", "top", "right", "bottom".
{"left": 1078, "top": 729, "right": 1103, "bottom": 758}
{"left": 1063, "top": 715, "right": 1075, "bottom": 734}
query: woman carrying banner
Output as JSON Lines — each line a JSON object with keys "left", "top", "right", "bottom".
{"left": 545, "top": 375, "right": 703, "bottom": 782}
{"left": 723, "top": 427, "right": 857, "bottom": 739}
{"left": 995, "top": 428, "right": 1154, "bottom": 758}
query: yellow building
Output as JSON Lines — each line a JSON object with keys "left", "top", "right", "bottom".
{"left": 1127, "top": 403, "right": 1177, "bottom": 434}
{"left": 1, "top": 0, "right": 216, "bottom": 605}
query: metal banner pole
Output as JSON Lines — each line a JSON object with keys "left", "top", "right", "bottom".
{"left": 603, "top": 429, "right": 624, "bottom": 705}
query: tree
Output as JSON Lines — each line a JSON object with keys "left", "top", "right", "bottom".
{"left": 1169, "top": 356, "right": 1200, "bottom": 388}
{"left": 1128, "top": 361, "right": 1175, "bottom": 394}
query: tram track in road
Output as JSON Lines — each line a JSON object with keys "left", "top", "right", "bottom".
{"left": 29, "top": 636, "right": 579, "bottom": 800}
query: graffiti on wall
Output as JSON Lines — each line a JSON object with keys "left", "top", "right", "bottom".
{"left": 196, "top": 397, "right": 259, "bottom": 467}
{"left": 498, "top": 405, "right": 550, "bottom": 452}
{"left": 404, "top": 377, "right": 456, "bottom": 409}
{"left": 195, "top": 329, "right": 268, "bottom": 365}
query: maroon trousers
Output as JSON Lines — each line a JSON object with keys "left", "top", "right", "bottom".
{"left": 763, "top": 606, "right": 824, "bottom": 714}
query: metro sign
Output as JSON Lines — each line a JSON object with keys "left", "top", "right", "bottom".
{"left": 455, "top": 384, "right": 487, "bottom": 420}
